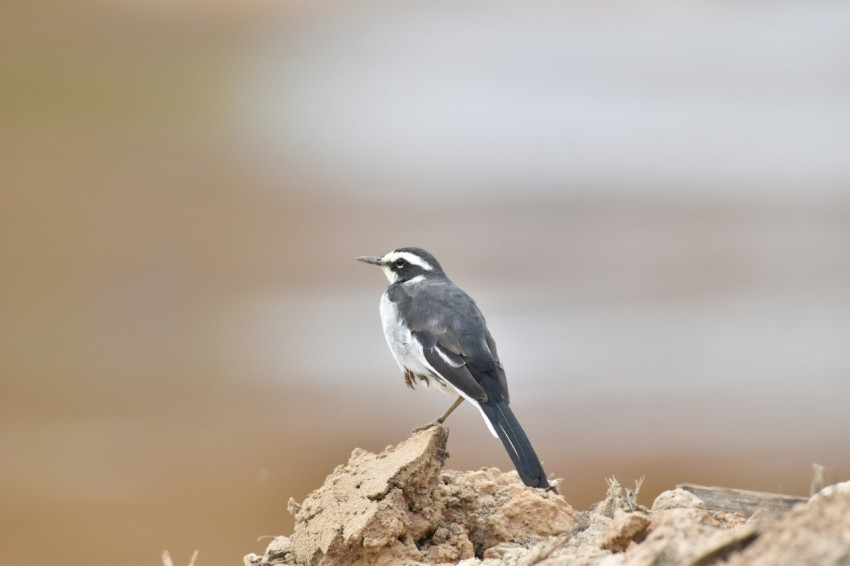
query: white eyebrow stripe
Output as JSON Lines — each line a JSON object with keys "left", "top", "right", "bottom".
{"left": 382, "top": 251, "right": 434, "bottom": 271}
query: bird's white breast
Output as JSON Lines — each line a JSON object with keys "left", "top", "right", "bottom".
{"left": 380, "top": 292, "right": 423, "bottom": 374}
{"left": 379, "top": 291, "right": 446, "bottom": 390}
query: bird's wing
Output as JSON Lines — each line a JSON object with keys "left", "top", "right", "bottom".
{"left": 484, "top": 329, "right": 509, "bottom": 404}
{"left": 399, "top": 280, "right": 503, "bottom": 403}
{"left": 411, "top": 329, "right": 488, "bottom": 403}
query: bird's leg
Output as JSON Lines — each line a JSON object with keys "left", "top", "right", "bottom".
{"left": 437, "top": 395, "right": 465, "bottom": 423}
{"left": 412, "top": 396, "right": 465, "bottom": 433}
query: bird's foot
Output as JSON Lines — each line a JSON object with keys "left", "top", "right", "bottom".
{"left": 412, "top": 419, "right": 445, "bottom": 434}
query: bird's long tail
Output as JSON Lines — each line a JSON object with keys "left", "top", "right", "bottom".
{"left": 480, "top": 399, "right": 549, "bottom": 488}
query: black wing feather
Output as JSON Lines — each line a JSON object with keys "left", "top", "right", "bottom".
{"left": 412, "top": 330, "right": 487, "bottom": 403}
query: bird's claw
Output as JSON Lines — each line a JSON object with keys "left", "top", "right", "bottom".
{"left": 412, "top": 420, "right": 444, "bottom": 434}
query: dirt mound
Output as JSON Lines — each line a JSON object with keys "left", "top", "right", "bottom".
{"left": 244, "top": 427, "right": 850, "bottom": 565}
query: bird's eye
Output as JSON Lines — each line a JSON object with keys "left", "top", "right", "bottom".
{"left": 394, "top": 259, "right": 406, "bottom": 268}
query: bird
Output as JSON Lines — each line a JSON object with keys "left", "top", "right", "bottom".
{"left": 357, "top": 247, "right": 549, "bottom": 489}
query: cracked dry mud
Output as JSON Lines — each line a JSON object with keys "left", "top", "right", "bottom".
{"left": 244, "top": 427, "right": 850, "bottom": 566}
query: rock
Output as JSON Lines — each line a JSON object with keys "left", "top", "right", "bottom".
{"left": 619, "top": 507, "right": 737, "bottom": 565}
{"left": 244, "top": 431, "right": 850, "bottom": 566}
{"left": 651, "top": 488, "right": 706, "bottom": 511}
{"left": 810, "top": 479, "right": 850, "bottom": 502}
{"left": 288, "top": 426, "right": 448, "bottom": 566}
{"left": 440, "top": 467, "right": 576, "bottom": 554}
{"left": 245, "top": 536, "right": 297, "bottom": 566}
{"left": 725, "top": 485, "right": 850, "bottom": 566}
{"left": 281, "top": 426, "right": 574, "bottom": 566}
{"left": 600, "top": 510, "right": 651, "bottom": 552}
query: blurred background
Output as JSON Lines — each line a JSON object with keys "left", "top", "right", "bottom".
{"left": 2, "top": 0, "right": 850, "bottom": 564}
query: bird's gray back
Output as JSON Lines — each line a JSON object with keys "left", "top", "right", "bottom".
{"left": 389, "top": 278, "right": 493, "bottom": 361}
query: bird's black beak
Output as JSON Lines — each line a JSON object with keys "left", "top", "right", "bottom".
{"left": 357, "top": 255, "right": 383, "bottom": 266}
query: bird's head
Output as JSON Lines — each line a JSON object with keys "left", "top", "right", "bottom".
{"left": 357, "top": 247, "right": 446, "bottom": 284}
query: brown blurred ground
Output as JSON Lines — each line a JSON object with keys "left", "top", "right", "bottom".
{"left": 2, "top": 2, "right": 849, "bottom": 565}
